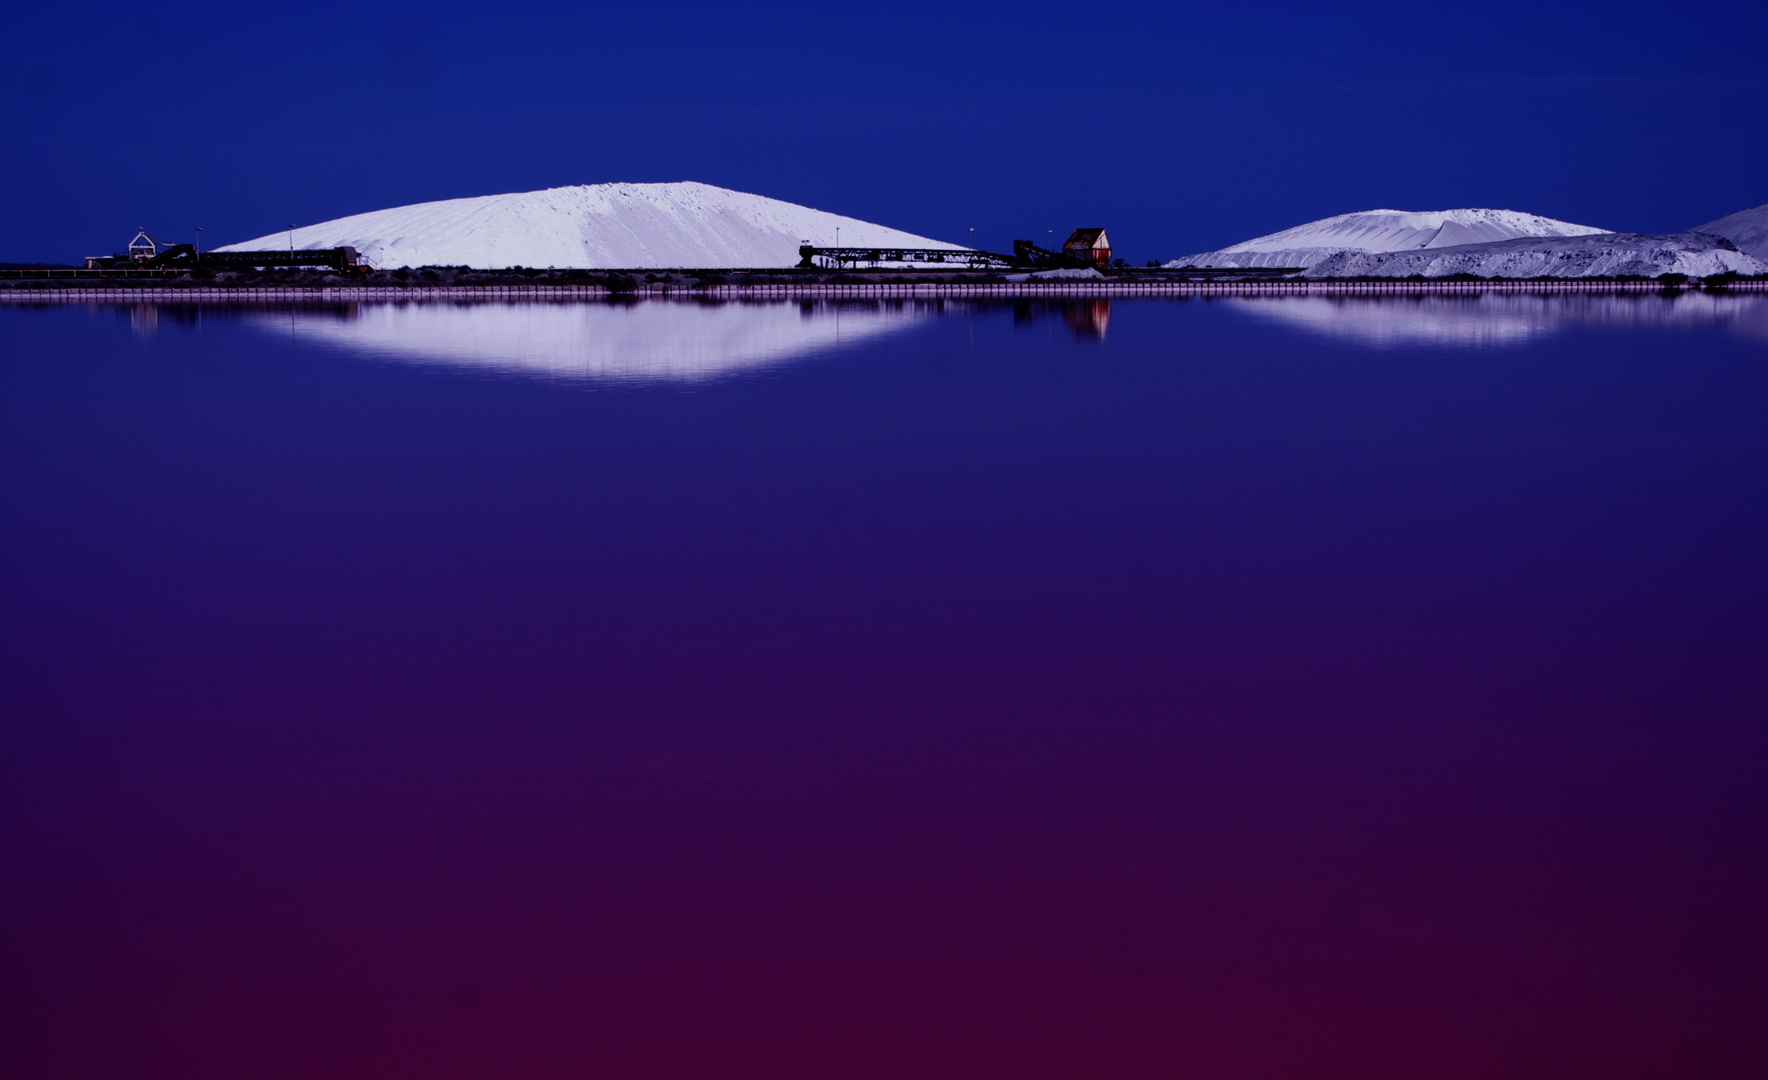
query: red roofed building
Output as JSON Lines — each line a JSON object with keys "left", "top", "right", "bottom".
{"left": 1063, "top": 228, "right": 1112, "bottom": 268}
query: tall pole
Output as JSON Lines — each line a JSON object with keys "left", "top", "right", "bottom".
{"left": 194, "top": 227, "right": 203, "bottom": 254}
{"left": 289, "top": 224, "right": 296, "bottom": 254}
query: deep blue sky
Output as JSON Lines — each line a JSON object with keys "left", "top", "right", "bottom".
{"left": 5, "top": 2, "right": 1765, "bottom": 264}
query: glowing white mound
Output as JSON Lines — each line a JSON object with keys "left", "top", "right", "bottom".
{"left": 1304, "top": 232, "right": 1765, "bottom": 279}
{"left": 1691, "top": 202, "right": 1768, "bottom": 261}
{"left": 250, "top": 298, "right": 930, "bottom": 381}
{"left": 219, "top": 182, "right": 963, "bottom": 270}
{"left": 1171, "top": 208, "right": 1609, "bottom": 270}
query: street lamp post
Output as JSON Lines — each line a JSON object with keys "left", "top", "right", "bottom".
{"left": 289, "top": 224, "right": 297, "bottom": 255}
{"left": 194, "top": 227, "right": 203, "bottom": 254}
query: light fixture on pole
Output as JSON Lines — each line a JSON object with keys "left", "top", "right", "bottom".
{"left": 194, "top": 227, "right": 203, "bottom": 254}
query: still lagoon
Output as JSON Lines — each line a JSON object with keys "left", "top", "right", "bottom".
{"left": 3, "top": 293, "right": 1766, "bottom": 1078}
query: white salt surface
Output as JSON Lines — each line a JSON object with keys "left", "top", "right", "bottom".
{"left": 219, "top": 182, "right": 963, "bottom": 270}
{"left": 1003, "top": 267, "right": 1106, "bottom": 282}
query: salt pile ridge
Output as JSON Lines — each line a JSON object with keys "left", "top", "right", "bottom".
{"left": 1691, "top": 203, "right": 1768, "bottom": 261}
{"left": 1175, "top": 203, "right": 1768, "bottom": 279}
{"left": 1170, "top": 209, "right": 1609, "bottom": 270}
{"left": 219, "top": 182, "right": 963, "bottom": 270}
{"left": 1305, "top": 231, "right": 1765, "bottom": 280}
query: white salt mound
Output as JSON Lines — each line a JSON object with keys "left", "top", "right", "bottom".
{"left": 1170, "top": 209, "right": 1610, "bottom": 270}
{"left": 1171, "top": 204, "right": 1768, "bottom": 278}
{"left": 1003, "top": 267, "right": 1106, "bottom": 282}
{"left": 1308, "top": 231, "right": 1760, "bottom": 281}
{"left": 1690, "top": 203, "right": 1768, "bottom": 261}
{"left": 218, "top": 181, "right": 963, "bottom": 270}
{"left": 1304, "top": 232, "right": 1766, "bottom": 280}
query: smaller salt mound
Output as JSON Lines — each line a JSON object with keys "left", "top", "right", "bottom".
{"left": 1304, "top": 232, "right": 1766, "bottom": 279}
{"left": 1171, "top": 208, "right": 1609, "bottom": 269}
{"left": 1690, "top": 202, "right": 1768, "bottom": 261}
{"left": 1003, "top": 267, "right": 1105, "bottom": 282}
{"left": 219, "top": 181, "right": 963, "bottom": 270}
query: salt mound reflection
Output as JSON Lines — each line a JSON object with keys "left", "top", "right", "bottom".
{"left": 1224, "top": 291, "right": 1768, "bottom": 347}
{"left": 254, "top": 299, "right": 930, "bottom": 381}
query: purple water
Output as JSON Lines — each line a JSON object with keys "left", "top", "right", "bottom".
{"left": 3, "top": 296, "right": 1766, "bottom": 1079}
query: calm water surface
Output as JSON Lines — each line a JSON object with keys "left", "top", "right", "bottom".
{"left": 3, "top": 295, "right": 1766, "bottom": 1079}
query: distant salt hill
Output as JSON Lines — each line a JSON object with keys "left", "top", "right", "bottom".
{"left": 1305, "top": 231, "right": 1762, "bottom": 279}
{"left": 1172, "top": 205, "right": 1768, "bottom": 279}
{"left": 218, "top": 182, "right": 962, "bottom": 270}
{"left": 1690, "top": 202, "right": 1768, "bottom": 262}
{"left": 1170, "top": 209, "right": 1609, "bottom": 270}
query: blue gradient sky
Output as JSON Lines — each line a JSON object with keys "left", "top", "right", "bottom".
{"left": 4, "top": 1, "right": 1764, "bottom": 264}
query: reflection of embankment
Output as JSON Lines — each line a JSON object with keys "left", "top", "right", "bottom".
{"left": 1223, "top": 291, "right": 1768, "bottom": 347}
{"left": 247, "top": 299, "right": 935, "bottom": 381}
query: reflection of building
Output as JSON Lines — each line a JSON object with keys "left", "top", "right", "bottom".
{"left": 1063, "top": 299, "right": 1111, "bottom": 339}
{"left": 1013, "top": 299, "right": 1111, "bottom": 340}
{"left": 1063, "top": 228, "right": 1112, "bottom": 268}
{"left": 129, "top": 304, "right": 159, "bottom": 339}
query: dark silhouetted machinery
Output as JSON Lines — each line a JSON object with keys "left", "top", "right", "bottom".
{"left": 798, "top": 235, "right": 1099, "bottom": 272}
{"left": 84, "top": 229, "right": 368, "bottom": 273}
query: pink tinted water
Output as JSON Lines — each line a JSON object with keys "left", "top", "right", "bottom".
{"left": 1, "top": 300, "right": 1765, "bottom": 1079}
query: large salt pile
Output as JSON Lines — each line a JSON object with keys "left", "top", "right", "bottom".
{"left": 218, "top": 182, "right": 963, "bottom": 270}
